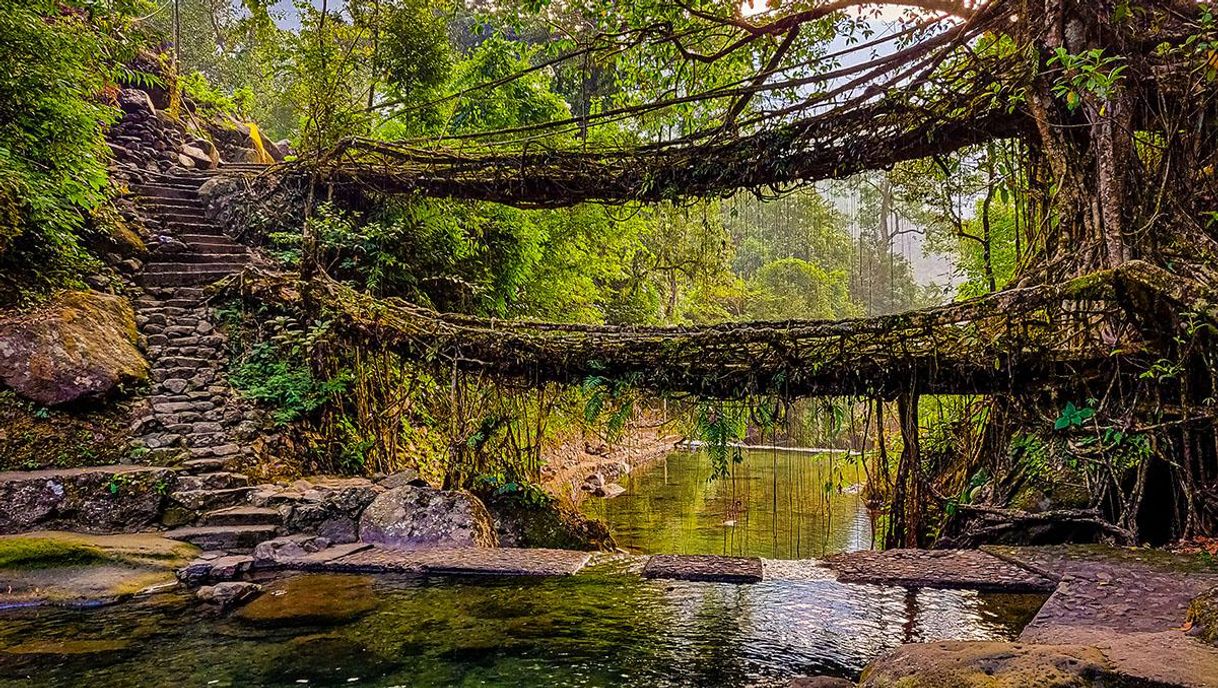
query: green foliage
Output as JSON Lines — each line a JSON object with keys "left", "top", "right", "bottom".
{"left": 1054, "top": 401, "right": 1096, "bottom": 431}
{"left": 744, "top": 258, "right": 853, "bottom": 321}
{"left": 475, "top": 473, "right": 550, "bottom": 508}
{"left": 1047, "top": 48, "right": 1128, "bottom": 112}
{"left": 181, "top": 70, "right": 251, "bottom": 117}
{"left": 227, "top": 312, "right": 351, "bottom": 425}
{"left": 379, "top": 0, "right": 454, "bottom": 99}
{"left": 580, "top": 374, "right": 638, "bottom": 440}
{"left": 231, "top": 344, "right": 349, "bottom": 425}
{"left": 0, "top": 1, "right": 143, "bottom": 301}
{"left": 694, "top": 402, "right": 748, "bottom": 480}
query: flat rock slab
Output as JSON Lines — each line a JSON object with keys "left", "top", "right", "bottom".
{"left": 828, "top": 549, "right": 1056, "bottom": 592}
{"left": 642, "top": 554, "right": 763, "bottom": 583}
{"left": 1023, "top": 626, "right": 1218, "bottom": 688}
{"left": 990, "top": 545, "right": 1218, "bottom": 639}
{"left": 317, "top": 546, "right": 593, "bottom": 577}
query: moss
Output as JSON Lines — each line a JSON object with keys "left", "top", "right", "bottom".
{"left": 1188, "top": 587, "right": 1218, "bottom": 646}
{"left": 0, "top": 532, "right": 198, "bottom": 571}
{"left": 0, "top": 537, "right": 108, "bottom": 569}
{"left": 0, "top": 391, "right": 135, "bottom": 470}
{"left": 234, "top": 575, "right": 377, "bottom": 627}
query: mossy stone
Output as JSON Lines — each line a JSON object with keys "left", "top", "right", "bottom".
{"left": 234, "top": 574, "right": 377, "bottom": 627}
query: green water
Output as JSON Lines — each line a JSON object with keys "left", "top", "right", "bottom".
{"left": 583, "top": 449, "right": 874, "bottom": 558}
{"left": 0, "top": 565, "right": 1045, "bottom": 688}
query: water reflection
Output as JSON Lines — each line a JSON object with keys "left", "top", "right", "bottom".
{"left": 0, "top": 570, "right": 1044, "bottom": 688}
{"left": 584, "top": 449, "right": 875, "bottom": 558}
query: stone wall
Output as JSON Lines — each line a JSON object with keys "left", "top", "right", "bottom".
{"left": 0, "top": 466, "right": 175, "bottom": 534}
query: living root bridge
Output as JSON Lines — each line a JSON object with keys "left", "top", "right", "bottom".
{"left": 245, "top": 261, "right": 1200, "bottom": 399}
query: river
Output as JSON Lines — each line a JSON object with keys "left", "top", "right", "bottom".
{"left": 583, "top": 448, "right": 875, "bottom": 558}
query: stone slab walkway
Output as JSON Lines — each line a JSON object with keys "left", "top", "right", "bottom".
{"left": 992, "top": 545, "right": 1218, "bottom": 688}
{"left": 642, "top": 554, "right": 764, "bottom": 583}
{"left": 827, "top": 548, "right": 1058, "bottom": 592}
{"left": 989, "top": 545, "right": 1218, "bottom": 638}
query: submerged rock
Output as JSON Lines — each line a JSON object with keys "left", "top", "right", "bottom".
{"left": 0, "top": 290, "right": 147, "bottom": 406}
{"left": 257, "top": 634, "right": 399, "bottom": 685}
{"left": 359, "top": 485, "right": 497, "bottom": 550}
{"left": 859, "top": 641, "right": 1114, "bottom": 688}
{"left": 0, "top": 639, "right": 134, "bottom": 678}
{"left": 233, "top": 574, "right": 377, "bottom": 627}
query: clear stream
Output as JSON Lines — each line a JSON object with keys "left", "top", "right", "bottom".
{"left": 0, "top": 450, "right": 1046, "bottom": 688}
{"left": 0, "top": 566, "right": 1044, "bottom": 688}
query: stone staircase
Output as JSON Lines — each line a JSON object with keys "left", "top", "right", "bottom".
{"left": 127, "top": 166, "right": 281, "bottom": 553}
{"left": 130, "top": 169, "right": 256, "bottom": 288}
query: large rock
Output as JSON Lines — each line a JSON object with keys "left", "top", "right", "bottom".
{"left": 116, "top": 88, "right": 155, "bottom": 116}
{"left": 480, "top": 489, "right": 614, "bottom": 550}
{"left": 0, "top": 466, "right": 175, "bottom": 534}
{"left": 1191, "top": 587, "right": 1218, "bottom": 647}
{"left": 859, "top": 641, "right": 1120, "bottom": 688}
{"left": 0, "top": 291, "right": 147, "bottom": 406}
{"left": 252, "top": 477, "right": 381, "bottom": 544}
{"left": 358, "top": 485, "right": 497, "bottom": 550}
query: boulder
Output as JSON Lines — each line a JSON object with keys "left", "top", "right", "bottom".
{"left": 0, "top": 290, "right": 148, "bottom": 406}
{"left": 117, "top": 88, "right": 155, "bottom": 116}
{"left": 358, "top": 485, "right": 497, "bottom": 550}
{"left": 196, "top": 581, "right": 261, "bottom": 610}
{"left": 377, "top": 468, "right": 429, "bottom": 490}
{"left": 252, "top": 534, "right": 332, "bottom": 567}
{"left": 592, "top": 483, "right": 626, "bottom": 499}
{"left": 253, "top": 477, "right": 381, "bottom": 545}
{"left": 180, "top": 144, "right": 214, "bottom": 169}
{"left": 859, "top": 641, "right": 1117, "bottom": 688}
{"left": 1190, "top": 587, "right": 1218, "bottom": 647}
{"left": 0, "top": 466, "right": 175, "bottom": 534}
{"left": 230, "top": 146, "right": 263, "bottom": 164}
{"left": 480, "top": 489, "right": 614, "bottom": 551}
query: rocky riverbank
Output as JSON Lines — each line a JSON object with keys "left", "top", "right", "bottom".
{"left": 541, "top": 417, "right": 680, "bottom": 502}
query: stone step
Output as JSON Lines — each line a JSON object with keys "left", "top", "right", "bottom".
{"left": 153, "top": 219, "right": 222, "bottom": 232}
{"left": 171, "top": 487, "right": 254, "bottom": 512}
{"left": 155, "top": 251, "right": 248, "bottom": 264}
{"left": 163, "top": 525, "right": 278, "bottom": 553}
{"left": 177, "top": 471, "right": 251, "bottom": 492}
{"left": 201, "top": 506, "right": 283, "bottom": 527}
{"left": 160, "top": 297, "right": 208, "bottom": 308}
{"left": 144, "top": 262, "right": 247, "bottom": 275}
{"left": 178, "top": 458, "right": 235, "bottom": 474}
{"left": 139, "top": 197, "right": 204, "bottom": 210}
{"left": 190, "top": 444, "right": 244, "bottom": 459}
{"left": 138, "top": 272, "right": 232, "bottom": 288}
{"left": 131, "top": 184, "right": 199, "bottom": 200}
{"left": 180, "top": 235, "right": 244, "bottom": 250}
